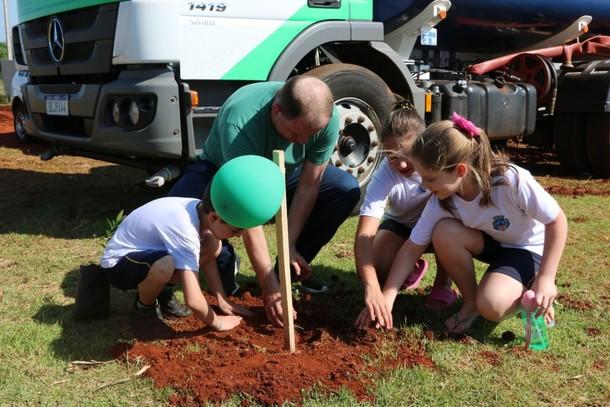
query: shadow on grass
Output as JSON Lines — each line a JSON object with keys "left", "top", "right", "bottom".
{"left": 32, "top": 267, "right": 135, "bottom": 362}
{"left": 390, "top": 287, "right": 509, "bottom": 345}
{"left": 0, "top": 166, "right": 166, "bottom": 238}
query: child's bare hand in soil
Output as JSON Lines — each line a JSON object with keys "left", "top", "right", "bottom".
{"left": 211, "top": 315, "right": 242, "bottom": 331}
{"left": 218, "top": 297, "right": 254, "bottom": 317}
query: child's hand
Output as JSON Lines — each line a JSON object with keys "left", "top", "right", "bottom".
{"left": 218, "top": 297, "right": 254, "bottom": 317}
{"left": 355, "top": 287, "right": 393, "bottom": 329}
{"left": 530, "top": 274, "right": 557, "bottom": 320}
{"left": 210, "top": 315, "right": 242, "bottom": 332}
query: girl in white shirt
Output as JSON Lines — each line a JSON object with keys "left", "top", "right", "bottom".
{"left": 357, "top": 113, "right": 567, "bottom": 334}
{"left": 355, "top": 105, "right": 454, "bottom": 329}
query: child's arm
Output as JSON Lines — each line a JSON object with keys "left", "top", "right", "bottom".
{"left": 354, "top": 215, "right": 391, "bottom": 329}
{"left": 532, "top": 208, "right": 568, "bottom": 320}
{"left": 178, "top": 269, "right": 242, "bottom": 331}
{"left": 356, "top": 238, "right": 426, "bottom": 329}
{"left": 200, "top": 235, "right": 253, "bottom": 317}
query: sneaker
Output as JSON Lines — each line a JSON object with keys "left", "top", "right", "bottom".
{"left": 220, "top": 254, "right": 241, "bottom": 296}
{"left": 158, "top": 288, "right": 191, "bottom": 319}
{"left": 300, "top": 276, "right": 329, "bottom": 294}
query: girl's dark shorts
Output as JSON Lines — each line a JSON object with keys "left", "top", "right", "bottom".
{"left": 103, "top": 250, "right": 169, "bottom": 290}
{"left": 476, "top": 233, "right": 542, "bottom": 287}
{"left": 379, "top": 218, "right": 413, "bottom": 240}
{"left": 379, "top": 218, "right": 435, "bottom": 253}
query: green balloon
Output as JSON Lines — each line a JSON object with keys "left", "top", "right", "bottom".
{"left": 211, "top": 155, "right": 285, "bottom": 228}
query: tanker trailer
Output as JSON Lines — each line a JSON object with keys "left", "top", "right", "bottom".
{"left": 375, "top": 0, "right": 610, "bottom": 177}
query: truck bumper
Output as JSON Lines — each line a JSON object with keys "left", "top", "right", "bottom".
{"left": 24, "top": 68, "right": 185, "bottom": 160}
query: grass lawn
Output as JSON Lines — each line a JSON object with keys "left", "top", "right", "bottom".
{"left": 0, "top": 136, "right": 608, "bottom": 406}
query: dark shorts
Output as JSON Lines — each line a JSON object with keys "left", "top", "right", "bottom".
{"left": 476, "top": 234, "right": 541, "bottom": 287}
{"left": 379, "top": 218, "right": 436, "bottom": 253}
{"left": 103, "top": 250, "right": 169, "bottom": 290}
{"left": 379, "top": 218, "right": 413, "bottom": 240}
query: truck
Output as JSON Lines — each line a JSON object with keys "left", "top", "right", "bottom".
{"left": 11, "top": 0, "right": 610, "bottom": 190}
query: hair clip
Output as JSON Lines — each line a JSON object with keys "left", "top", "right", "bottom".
{"left": 394, "top": 99, "right": 414, "bottom": 111}
{"left": 451, "top": 112, "right": 480, "bottom": 139}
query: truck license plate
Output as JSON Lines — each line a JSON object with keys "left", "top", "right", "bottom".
{"left": 45, "top": 95, "right": 69, "bottom": 116}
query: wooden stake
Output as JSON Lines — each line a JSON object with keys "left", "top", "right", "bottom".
{"left": 273, "top": 150, "right": 296, "bottom": 352}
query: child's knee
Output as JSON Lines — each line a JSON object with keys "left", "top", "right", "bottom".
{"left": 432, "top": 219, "right": 465, "bottom": 248}
{"left": 476, "top": 291, "right": 513, "bottom": 321}
{"left": 149, "top": 256, "right": 175, "bottom": 283}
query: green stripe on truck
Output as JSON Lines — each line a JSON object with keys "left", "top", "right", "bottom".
{"left": 17, "top": 0, "right": 123, "bottom": 23}
{"left": 221, "top": 3, "right": 350, "bottom": 80}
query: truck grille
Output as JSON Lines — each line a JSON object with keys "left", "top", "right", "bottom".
{"left": 19, "top": 3, "right": 118, "bottom": 80}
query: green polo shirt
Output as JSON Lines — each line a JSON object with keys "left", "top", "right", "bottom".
{"left": 200, "top": 81, "right": 339, "bottom": 174}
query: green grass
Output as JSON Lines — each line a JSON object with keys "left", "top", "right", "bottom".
{"left": 0, "top": 144, "right": 609, "bottom": 406}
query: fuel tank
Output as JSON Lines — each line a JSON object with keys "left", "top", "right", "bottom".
{"left": 374, "top": 0, "right": 610, "bottom": 54}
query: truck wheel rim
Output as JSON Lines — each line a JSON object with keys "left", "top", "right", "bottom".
{"left": 15, "top": 112, "right": 27, "bottom": 141}
{"left": 331, "top": 97, "right": 381, "bottom": 187}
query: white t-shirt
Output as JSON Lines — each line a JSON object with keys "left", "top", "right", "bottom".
{"left": 101, "top": 197, "right": 201, "bottom": 271}
{"left": 410, "top": 165, "right": 560, "bottom": 256}
{"left": 359, "top": 157, "right": 431, "bottom": 227}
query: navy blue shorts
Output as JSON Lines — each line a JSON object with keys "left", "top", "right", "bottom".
{"left": 103, "top": 250, "right": 169, "bottom": 290}
{"left": 379, "top": 218, "right": 413, "bottom": 240}
{"left": 476, "top": 234, "right": 541, "bottom": 287}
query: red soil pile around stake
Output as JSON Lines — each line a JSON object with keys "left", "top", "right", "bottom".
{"left": 112, "top": 293, "right": 435, "bottom": 405}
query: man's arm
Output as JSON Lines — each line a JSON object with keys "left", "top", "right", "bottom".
{"left": 286, "top": 160, "right": 326, "bottom": 277}
{"left": 241, "top": 226, "right": 289, "bottom": 326}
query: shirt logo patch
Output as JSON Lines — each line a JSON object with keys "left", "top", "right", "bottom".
{"left": 492, "top": 215, "right": 511, "bottom": 231}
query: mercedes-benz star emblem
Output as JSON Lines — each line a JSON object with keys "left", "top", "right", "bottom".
{"left": 47, "top": 17, "right": 65, "bottom": 64}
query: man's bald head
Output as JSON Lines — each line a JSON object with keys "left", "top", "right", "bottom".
{"left": 275, "top": 76, "right": 334, "bottom": 129}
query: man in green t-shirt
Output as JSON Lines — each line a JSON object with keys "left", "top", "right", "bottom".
{"left": 170, "top": 76, "right": 360, "bottom": 326}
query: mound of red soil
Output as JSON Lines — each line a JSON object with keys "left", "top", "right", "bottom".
{"left": 112, "top": 293, "right": 435, "bottom": 405}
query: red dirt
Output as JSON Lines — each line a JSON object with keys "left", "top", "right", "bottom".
{"left": 112, "top": 293, "right": 435, "bottom": 405}
{"left": 544, "top": 185, "right": 610, "bottom": 197}
{"left": 556, "top": 294, "right": 595, "bottom": 311}
{"left": 585, "top": 327, "right": 601, "bottom": 337}
{"left": 479, "top": 350, "right": 501, "bottom": 366}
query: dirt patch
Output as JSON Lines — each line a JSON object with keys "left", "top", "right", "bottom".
{"left": 556, "top": 294, "right": 595, "bottom": 311}
{"left": 593, "top": 359, "right": 606, "bottom": 370}
{"left": 479, "top": 350, "right": 501, "bottom": 366}
{"left": 585, "top": 327, "right": 601, "bottom": 337}
{"left": 544, "top": 185, "right": 610, "bottom": 197}
{"left": 112, "top": 293, "right": 435, "bottom": 405}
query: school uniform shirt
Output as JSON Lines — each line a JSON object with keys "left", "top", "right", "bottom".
{"left": 101, "top": 197, "right": 201, "bottom": 271}
{"left": 410, "top": 165, "right": 561, "bottom": 256}
{"left": 359, "top": 157, "right": 431, "bottom": 227}
{"left": 199, "top": 81, "right": 340, "bottom": 176}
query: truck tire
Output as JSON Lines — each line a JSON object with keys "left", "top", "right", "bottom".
{"left": 305, "top": 64, "right": 395, "bottom": 203}
{"left": 12, "top": 101, "right": 31, "bottom": 143}
{"left": 585, "top": 113, "right": 610, "bottom": 178}
{"left": 554, "top": 112, "right": 589, "bottom": 175}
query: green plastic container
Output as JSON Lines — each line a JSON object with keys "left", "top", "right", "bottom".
{"left": 521, "top": 311, "right": 549, "bottom": 351}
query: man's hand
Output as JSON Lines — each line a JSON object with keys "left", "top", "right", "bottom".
{"left": 263, "top": 291, "right": 297, "bottom": 327}
{"left": 289, "top": 246, "right": 312, "bottom": 281}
